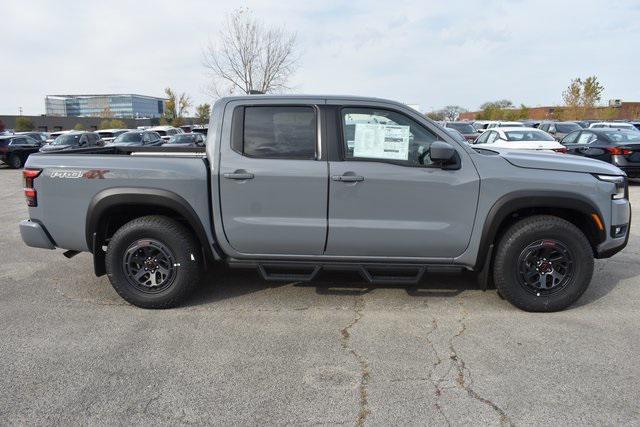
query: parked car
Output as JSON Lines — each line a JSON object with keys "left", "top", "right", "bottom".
{"left": 560, "top": 128, "right": 640, "bottom": 177}
{"left": 520, "top": 120, "right": 540, "bottom": 128}
{"left": 96, "top": 129, "right": 129, "bottom": 144}
{"left": 148, "top": 126, "right": 184, "bottom": 141}
{"left": 0, "top": 135, "right": 42, "bottom": 168}
{"left": 106, "top": 130, "right": 163, "bottom": 147}
{"left": 474, "top": 127, "right": 566, "bottom": 152}
{"left": 441, "top": 121, "right": 477, "bottom": 142}
{"left": 45, "top": 130, "right": 71, "bottom": 144}
{"left": 538, "top": 121, "right": 582, "bottom": 141}
{"left": 588, "top": 122, "right": 639, "bottom": 132}
{"left": 472, "top": 120, "right": 496, "bottom": 133}
{"left": 192, "top": 126, "right": 208, "bottom": 135}
{"left": 162, "top": 133, "right": 206, "bottom": 147}
{"left": 18, "top": 132, "right": 49, "bottom": 145}
{"left": 19, "top": 95, "right": 630, "bottom": 313}
{"left": 629, "top": 121, "right": 640, "bottom": 131}
{"left": 486, "top": 121, "right": 525, "bottom": 129}
{"left": 39, "top": 131, "right": 103, "bottom": 152}
{"left": 442, "top": 127, "right": 467, "bottom": 144}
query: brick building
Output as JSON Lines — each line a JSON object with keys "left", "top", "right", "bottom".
{"left": 459, "top": 101, "right": 640, "bottom": 121}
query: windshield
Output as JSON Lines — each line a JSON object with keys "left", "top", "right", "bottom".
{"left": 447, "top": 123, "right": 475, "bottom": 134}
{"left": 505, "top": 130, "right": 555, "bottom": 142}
{"left": 114, "top": 132, "right": 143, "bottom": 143}
{"left": 168, "top": 134, "right": 196, "bottom": 144}
{"left": 605, "top": 130, "right": 640, "bottom": 143}
{"left": 556, "top": 123, "right": 581, "bottom": 133}
{"left": 98, "top": 132, "right": 114, "bottom": 138}
{"left": 52, "top": 133, "right": 82, "bottom": 146}
{"left": 154, "top": 130, "right": 167, "bottom": 136}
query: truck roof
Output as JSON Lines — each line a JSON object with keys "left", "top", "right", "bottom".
{"left": 219, "top": 94, "right": 414, "bottom": 109}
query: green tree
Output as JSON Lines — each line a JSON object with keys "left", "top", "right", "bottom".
{"left": 425, "top": 110, "right": 446, "bottom": 121}
{"left": 582, "top": 76, "right": 604, "bottom": 109}
{"left": 561, "top": 76, "right": 605, "bottom": 119}
{"left": 163, "top": 87, "right": 192, "bottom": 123}
{"left": 15, "top": 116, "right": 35, "bottom": 132}
{"left": 99, "top": 119, "right": 112, "bottom": 130}
{"left": 172, "top": 117, "right": 185, "bottom": 127}
{"left": 110, "top": 119, "right": 126, "bottom": 129}
{"left": 196, "top": 103, "right": 211, "bottom": 125}
{"left": 73, "top": 123, "right": 86, "bottom": 131}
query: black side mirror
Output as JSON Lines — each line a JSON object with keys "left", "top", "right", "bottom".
{"left": 430, "top": 141, "right": 456, "bottom": 161}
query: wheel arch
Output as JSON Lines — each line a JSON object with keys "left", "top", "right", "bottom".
{"left": 475, "top": 191, "right": 606, "bottom": 270}
{"left": 86, "top": 187, "right": 220, "bottom": 276}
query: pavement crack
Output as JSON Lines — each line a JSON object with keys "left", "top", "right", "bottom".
{"left": 449, "top": 303, "right": 513, "bottom": 427}
{"left": 340, "top": 295, "right": 370, "bottom": 427}
{"left": 425, "top": 318, "right": 451, "bottom": 426}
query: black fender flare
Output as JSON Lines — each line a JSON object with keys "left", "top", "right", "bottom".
{"left": 474, "top": 190, "right": 605, "bottom": 270}
{"left": 86, "top": 187, "right": 219, "bottom": 275}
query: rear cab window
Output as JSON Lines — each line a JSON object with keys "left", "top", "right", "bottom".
{"left": 234, "top": 106, "right": 317, "bottom": 159}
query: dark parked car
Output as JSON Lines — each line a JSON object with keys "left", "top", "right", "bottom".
{"left": 39, "top": 131, "right": 103, "bottom": 152}
{"left": 442, "top": 127, "right": 467, "bottom": 144}
{"left": 161, "top": 133, "right": 206, "bottom": 147}
{"left": 105, "top": 130, "right": 163, "bottom": 147}
{"left": 0, "top": 135, "right": 42, "bottom": 168}
{"left": 538, "top": 121, "right": 582, "bottom": 141}
{"left": 17, "top": 132, "right": 49, "bottom": 145}
{"left": 441, "top": 121, "right": 477, "bottom": 142}
{"left": 96, "top": 129, "right": 129, "bottom": 144}
{"left": 561, "top": 128, "right": 640, "bottom": 177}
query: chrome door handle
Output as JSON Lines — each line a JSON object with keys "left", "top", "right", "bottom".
{"left": 332, "top": 175, "right": 364, "bottom": 182}
{"left": 224, "top": 171, "right": 254, "bottom": 180}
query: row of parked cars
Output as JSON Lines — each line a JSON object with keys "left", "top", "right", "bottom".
{"left": 0, "top": 126, "right": 207, "bottom": 169}
{"left": 439, "top": 119, "right": 640, "bottom": 177}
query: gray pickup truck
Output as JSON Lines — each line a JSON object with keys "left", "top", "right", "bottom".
{"left": 19, "top": 95, "right": 631, "bottom": 311}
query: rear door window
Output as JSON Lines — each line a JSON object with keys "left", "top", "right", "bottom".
{"left": 241, "top": 106, "right": 317, "bottom": 159}
{"left": 561, "top": 131, "right": 580, "bottom": 144}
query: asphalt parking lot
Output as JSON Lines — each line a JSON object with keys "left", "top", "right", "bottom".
{"left": 1, "top": 165, "right": 639, "bottom": 426}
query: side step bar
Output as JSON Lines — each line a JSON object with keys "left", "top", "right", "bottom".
{"left": 228, "top": 260, "right": 462, "bottom": 285}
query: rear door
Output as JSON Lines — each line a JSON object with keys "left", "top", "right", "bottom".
{"left": 325, "top": 105, "right": 480, "bottom": 258}
{"left": 219, "top": 103, "right": 328, "bottom": 255}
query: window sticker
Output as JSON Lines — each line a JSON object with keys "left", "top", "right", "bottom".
{"left": 352, "top": 123, "right": 410, "bottom": 160}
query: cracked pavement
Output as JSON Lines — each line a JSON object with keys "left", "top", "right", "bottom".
{"left": 1, "top": 166, "right": 640, "bottom": 425}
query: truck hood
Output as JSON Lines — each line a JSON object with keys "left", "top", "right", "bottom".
{"left": 490, "top": 148, "right": 624, "bottom": 175}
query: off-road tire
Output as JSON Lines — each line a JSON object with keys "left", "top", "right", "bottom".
{"left": 493, "top": 215, "right": 594, "bottom": 312}
{"left": 105, "top": 215, "right": 201, "bottom": 308}
{"left": 8, "top": 154, "right": 23, "bottom": 169}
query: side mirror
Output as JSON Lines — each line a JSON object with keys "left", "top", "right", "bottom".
{"left": 430, "top": 141, "right": 456, "bottom": 162}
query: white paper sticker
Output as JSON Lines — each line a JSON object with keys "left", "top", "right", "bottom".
{"left": 353, "top": 123, "right": 410, "bottom": 160}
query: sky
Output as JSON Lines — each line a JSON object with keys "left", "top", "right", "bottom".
{"left": 2, "top": 0, "right": 640, "bottom": 115}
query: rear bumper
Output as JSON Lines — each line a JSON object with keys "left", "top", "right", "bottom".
{"left": 19, "top": 220, "right": 56, "bottom": 249}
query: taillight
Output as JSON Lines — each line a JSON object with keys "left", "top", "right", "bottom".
{"left": 553, "top": 147, "right": 567, "bottom": 153}
{"left": 23, "top": 169, "right": 42, "bottom": 207}
{"left": 607, "top": 147, "right": 633, "bottom": 155}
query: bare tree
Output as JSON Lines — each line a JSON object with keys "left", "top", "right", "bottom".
{"left": 441, "top": 105, "right": 468, "bottom": 121}
{"left": 203, "top": 9, "right": 298, "bottom": 97}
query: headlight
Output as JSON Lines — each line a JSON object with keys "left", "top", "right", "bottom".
{"left": 594, "top": 174, "right": 627, "bottom": 200}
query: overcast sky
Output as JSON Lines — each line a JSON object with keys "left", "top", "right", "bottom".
{"left": 2, "top": 0, "right": 639, "bottom": 115}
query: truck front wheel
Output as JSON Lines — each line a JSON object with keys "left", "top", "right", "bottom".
{"left": 105, "top": 215, "right": 201, "bottom": 308}
{"left": 493, "top": 215, "right": 594, "bottom": 312}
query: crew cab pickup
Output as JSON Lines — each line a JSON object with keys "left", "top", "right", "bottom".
{"left": 19, "top": 95, "right": 631, "bottom": 311}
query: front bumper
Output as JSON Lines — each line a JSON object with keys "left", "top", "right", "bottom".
{"left": 595, "top": 200, "right": 631, "bottom": 259}
{"left": 19, "top": 220, "right": 56, "bottom": 249}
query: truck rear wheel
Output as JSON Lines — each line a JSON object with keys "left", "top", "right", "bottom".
{"left": 493, "top": 215, "right": 594, "bottom": 312}
{"left": 105, "top": 215, "right": 201, "bottom": 308}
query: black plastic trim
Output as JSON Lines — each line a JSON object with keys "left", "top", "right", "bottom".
{"left": 474, "top": 191, "right": 606, "bottom": 270}
{"left": 86, "top": 187, "right": 218, "bottom": 276}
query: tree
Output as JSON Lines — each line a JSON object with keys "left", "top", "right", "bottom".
{"left": 441, "top": 105, "right": 468, "bottom": 121}
{"left": 99, "top": 107, "right": 114, "bottom": 118}
{"left": 203, "top": 8, "right": 298, "bottom": 97}
{"left": 163, "top": 87, "right": 192, "bottom": 124}
{"left": 110, "top": 119, "right": 126, "bottom": 129}
{"left": 73, "top": 123, "right": 86, "bottom": 131}
{"left": 15, "top": 116, "right": 35, "bottom": 132}
{"left": 425, "top": 110, "right": 446, "bottom": 121}
{"left": 479, "top": 99, "right": 513, "bottom": 110}
{"left": 561, "top": 76, "right": 604, "bottom": 119}
{"left": 196, "top": 103, "right": 211, "bottom": 125}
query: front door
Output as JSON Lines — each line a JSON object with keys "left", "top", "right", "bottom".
{"left": 219, "top": 104, "right": 328, "bottom": 255}
{"left": 325, "top": 107, "right": 480, "bottom": 258}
